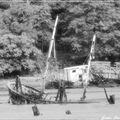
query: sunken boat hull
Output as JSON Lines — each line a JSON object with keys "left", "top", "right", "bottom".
{"left": 7, "top": 82, "right": 44, "bottom": 104}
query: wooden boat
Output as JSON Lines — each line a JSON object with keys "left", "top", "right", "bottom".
{"left": 7, "top": 81, "right": 47, "bottom": 104}
{"left": 7, "top": 81, "right": 94, "bottom": 104}
{"left": 7, "top": 17, "right": 97, "bottom": 104}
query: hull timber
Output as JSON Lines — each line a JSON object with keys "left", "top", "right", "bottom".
{"left": 7, "top": 82, "right": 45, "bottom": 104}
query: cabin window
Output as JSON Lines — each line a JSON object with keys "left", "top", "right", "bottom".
{"left": 72, "top": 70, "right": 76, "bottom": 73}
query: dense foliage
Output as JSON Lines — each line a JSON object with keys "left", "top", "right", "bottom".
{"left": 0, "top": 0, "right": 120, "bottom": 76}
{"left": 50, "top": 1, "right": 120, "bottom": 62}
{"left": 0, "top": 33, "right": 45, "bottom": 76}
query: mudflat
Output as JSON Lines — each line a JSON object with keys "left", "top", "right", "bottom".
{"left": 0, "top": 79, "right": 120, "bottom": 120}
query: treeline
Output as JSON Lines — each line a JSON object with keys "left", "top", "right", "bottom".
{"left": 0, "top": 0, "right": 120, "bottom": 76}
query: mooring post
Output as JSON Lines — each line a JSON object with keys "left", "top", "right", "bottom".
{"left": 32, "top": 104, "right": 40, "bottom": 116}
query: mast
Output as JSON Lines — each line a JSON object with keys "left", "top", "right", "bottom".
{"left": 43, "top": 15, "right": 59, "bottom": 90}
{"left": 85, "top": 33, "right": 96, "bottom": 84}
{"left": 81, "top": 32, "right": 96, "bottom": 100}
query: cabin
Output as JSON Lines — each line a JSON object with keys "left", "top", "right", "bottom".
{"left": 64, "top": 65, "right": 88, "bottom": 82}
{"left": 64, "top": 61, "right": 120, "bottom": 84}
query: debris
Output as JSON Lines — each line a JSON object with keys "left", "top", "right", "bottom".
{"left": 109, "top": 95, "right": 115, "bottom": 104}
{"left": 104, "top": 88, "right": 115, "bottom": 104}
{"left": 66, "top": 110, "right": 71, "bottom": 115}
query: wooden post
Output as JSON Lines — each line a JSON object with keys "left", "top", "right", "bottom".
{"left": 54, "top": 40, "right": 56, "bottom": 59}
{"left": 32, "top": 104, "right": 40, "bottom": 116}
{"left": 15, "top": 75, "right": 22, "bottom": 94}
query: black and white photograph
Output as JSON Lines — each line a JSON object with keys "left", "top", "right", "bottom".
{"left": 0, "top": 0, "right": 120, "bottom": 120}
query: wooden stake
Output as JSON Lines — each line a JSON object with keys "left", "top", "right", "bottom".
{"left": 32, "top": 104, "right": 40, "bottom": 116}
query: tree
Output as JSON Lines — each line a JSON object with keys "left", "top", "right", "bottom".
{"left": 50, "top": 1, "right": 120, "bottom": 63}
{"left": 1, "top": 2, "right": 53, "bottom": 51}
{"left": 0, "top": 1, "right": 120, "bottom": 76}
{"left": 0, "top": 2, "right": 10, "bottom": 10}
{"left": 0, "top": 33, "right": 45, "bottom": 76}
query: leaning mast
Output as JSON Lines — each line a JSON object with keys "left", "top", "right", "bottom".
{"left": 43, "top": 16, "right": 59, "bottom": 90}
{"left": 81, "top": 31, "right": 96, "bottom": 100}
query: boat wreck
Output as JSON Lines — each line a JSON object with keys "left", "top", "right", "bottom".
{"left": 7, "top": 78, "right": 48, "bottom": 104}
{"left": 7, "top": 16, "right": 105, "bottom": 105}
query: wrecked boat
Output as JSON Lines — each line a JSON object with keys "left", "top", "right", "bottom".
{"left": 7, "top": 81, "right": 48, "bottom": 104}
